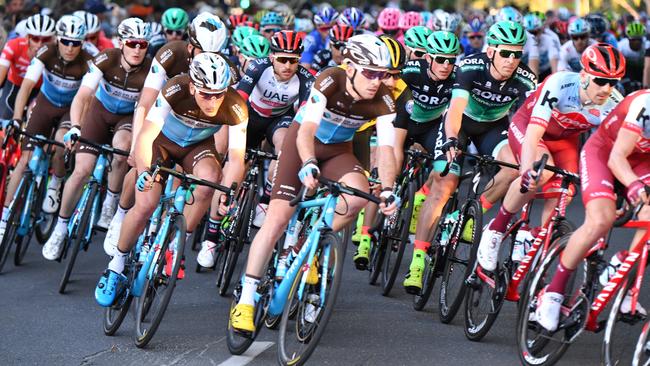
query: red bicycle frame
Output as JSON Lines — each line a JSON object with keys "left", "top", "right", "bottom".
{"left": 0, "top": 133, "right": 21, "bottom": 205}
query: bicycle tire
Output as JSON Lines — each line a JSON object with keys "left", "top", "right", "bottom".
{"left": 219, "top": 187, "right": 254, "bottom": 297}
{"left": 15, "top": 177, "right": 47, "bottom": 265}
{"left": 632, "top": 320, "right": 650, "bottom": 366}
{"left": 277, "top": 231, "right": 344, "bottom": 366}
{"left": 135, "top": 215, "right": 186, "bottom": 348}
{"left": 35, "top": 212, "right": 56, "bottom": 245}
{"left": 381, "top": 181, "right": 414, "bottom": 296}
{"left": 0, "top": 178, "right": 27, "bottom": 273}
{"left": 103, "top": 259, "right": 136, "bottom": 336}
{"left": 368, "top": 214, "right": 385, "bottom": 285}
{"left": 226, "top": 276, "right": 271, "bottom": 355}
{"left": 439, "top": 199, "right": 481, "bottom": 323}
{"left": 59, "top": 184, "right": 98, "bottom": 294}
{"left": 463, "top": 264, "right": 507, "bottom": 341}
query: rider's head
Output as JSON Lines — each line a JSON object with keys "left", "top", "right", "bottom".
{"left": 313, "top": 6, "right": 339, "bottom": 37}
{"left": 403, "top": 26, "right": 431, "bottom": 60}
{"left": 73, "top": 11, "right": 101, "bottom": 46}
{"left": 55, "top": 15, "right": 86, "bottom": 62}
{"left": 161, "top": 8, "right": 189, "bottom": 42}
{"left": 425, "top": 31, "right": 459, "bottom": 81}
{"left": 378, "top": 35, "right": 406, "bottom": 92}
{"left": 579, "top": 43, "right": 625, "bottom": 105}
{"left": 328, "top": 24, "right": 354, "bottom": 64}
{"left": 117, "top": 18, "right": 150, "bottom": 67}
{"left": 342, "top": 34, "right": 391, "bottom": 100}
{"left": 238, "top": 35, "right": 270, "bottom": 72}
{"left": 232, "top": 26, "right": 260, "bottom": 57}
{"left": 269, "top": 30, "right": 303, "bottom": 82}
{"left": 568, "top": 18, "right": 591, "bottom": 53}
{"left": 486, "top": 21, "right": 526, "bottom": 80}
{"left": 189, "top": 52, "right": 232, "bottom": 117}
{"left": 187, "top": 12, "right": 228, "bottom": 59}
{"left": 25, "top": 14, "right": 55, "bottom": 54}
{"left": 626, "top": 22, "right": 646, "bottom": 51}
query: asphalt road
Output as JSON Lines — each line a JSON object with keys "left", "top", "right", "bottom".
{"left": 0, "top": 199, "right": 647, "bottom": 366}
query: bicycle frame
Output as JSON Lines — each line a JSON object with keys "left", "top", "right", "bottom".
{"left": 0, "top": 135, "right": 20, "bottom": 205}
{"left": 16, "top": 144, "right": 50, "bottom": 236}
{"left": 67, "top": 153, "right": 110, "bottom": 239}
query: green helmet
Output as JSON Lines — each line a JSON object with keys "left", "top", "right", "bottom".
{"left": 232, "top": 26, "right": 260, "bottom": 48}
{"left": 404, "top": 25, "right": 433, "bottom": 49}
{"left": 240, "top": 35, "right": 271, "bottom": 58}
{"left": 487, "top": 20, "right": 527, "bottom": 46}
{"left": 426, "top": 31, "right": 460, "bottom": 55}
{"left": 161, "top": 8, "right": 189, "bottom": 31}
{"left": 626, "top": 21, "right": 646, "bottom": 39}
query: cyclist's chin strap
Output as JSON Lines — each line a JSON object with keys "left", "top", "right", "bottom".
{"left": 488, "top": 51, "right": 509, "bottom": 80}
{"left": 347, "top": 68, "right": 364, "bottom": 100}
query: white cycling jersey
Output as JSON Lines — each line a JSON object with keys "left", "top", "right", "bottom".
{"left": 558, "top": 39, "right": 597, "bottom": 72}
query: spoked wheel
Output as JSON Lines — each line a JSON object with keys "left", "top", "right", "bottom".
{"left": 381, "top": 182, "right": 414, "bottom": 296}
{"left": 35, "top": 212, "right": 56, "bottom": 245}
{"left": 439, "top": 200, "right": 481, "bottom": 323}
{"left": 463, "top": 263, "right": 507, "bottom": 341}
{"left": 219, "top": 189, "right": 254, "bottom": 297}
{"left": 103, "top": 257, "right": 137, "bottom": 336}
{"left": 0, "top": 179, "right": 27, "bottom": 273}
{"left": 277, "top": 232, "right": 344, "bottom": 366}
{"left": 134, "top": 215, "right": 186, "bottom": 348}
{"left": 632, "top": 321, "right": 650, "bottom": 366}
{"left": 516, "top": 234, "right": 587, "bottom": 366}
{"left": 367, "top": 215, "right": 385, "bottom": 285}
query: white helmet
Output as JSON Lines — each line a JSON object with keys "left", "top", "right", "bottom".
{"left": 73, "top": 10, "right": 101, "bottom": 34}
{"left": 188, "top": 12, "right": 228, "bottom": 53}
{"left": 433, "top": 11, "right": 459, "bottom": 32}
{"left": 342, "top": 34, "right": 390, "bottom": 69}
{"left": 25, "top": 14, "right": 56, "bottom": 37}
{"left": 56, "top": 15, "right": 87, "bottom": 41}
{"left": 118, "top": 17, "right": 151, "bottom": 41}
{"left": 189, "top": 52, "right": 232, "bottom": 92}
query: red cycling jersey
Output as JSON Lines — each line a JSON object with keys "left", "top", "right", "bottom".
{"left": 95, "top": 32, "right": 115, "bottom": 52}
{"left": 0, "top": 37, "right": 42, "bottom": 87}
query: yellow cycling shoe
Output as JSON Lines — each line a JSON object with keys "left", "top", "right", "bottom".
{"left": 230, "top": 303, "right": 256, "bottom": 333}
{"left": 351, "top": 209, "right": 365, "bottom": 243}
{"left": 305, "top": 256, "right": 319, "bottom": 285}
{"left": 353, "top": 234, "right": 371, "bottom": 270}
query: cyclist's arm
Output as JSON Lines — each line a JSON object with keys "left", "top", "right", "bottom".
{"left": 0, "top": 64, "right": 7, "bottom": 86}
{"left": 296, "top": 89, "right": 327, "bottom": 163}
{"left": 608, "top": 128, "right": 640, "bottom": 186}
{"left": 444, "top": 93, "right": 468, "bottom": 139}
{"left": 136, "top": 92, "right": 169, "bottom": 172}
{"left": 72, "top": 62, "right": 103, "bottom": 127}
{"left": 11, "top": 57, "right": 43, "bottom": 121}
{"left": 375, "top": 113, "right": 397, "bottom": 188}
{"left": 221, "top": 121, "right": 248, "bottom": 191}
{"left": 132, "top": 87, "right": 159, "bottom": 150}
{"left": 520, "top": 124, "right": 546, "bottom": 175}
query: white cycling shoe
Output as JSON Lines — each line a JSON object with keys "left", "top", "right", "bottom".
{"left": 535, "top": 287, "right": 564, "bottom": 332}
{"left": 476, "top": 220, "right": 503, "bottom": 272}
{"left": 96, "top": 202, "right": 117, "bottom": 229}
{"left": 43, "top": 230, "right": 66, "bottom": 260}
{"left": 197, "top": 240, "right": 219, "bottom": 268}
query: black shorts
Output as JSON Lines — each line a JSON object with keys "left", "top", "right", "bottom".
{"left": 22, "top": 93, "right": 72, "bottom": 150}
{"left": 151, "top": 133, "right": 220, "bottom": 176}
{"left": 0, "top": 81, "right": 38, "bottom": 120}
{"left": 352, "top": 127, "right": 373, "bottom": 171}
{"left": 398, "top": 117, "right": 441, "bottom": 153}
{"left": 246, "top": 109, "right": 294, "bottom": 150}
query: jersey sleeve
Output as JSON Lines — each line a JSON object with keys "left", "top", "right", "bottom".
{"left": 311, "top": 49, "right": 330, "bottom": 72}
{"left": 80, "top": 55, "right": 106, "bottom": 90}
{"left": 23, "top": 58, "right": 45, "bottom": 82}
{"left": 0, "top": 39, "right": 17, "bottom": 67}
{"left": 297, "top": 66, "right": 315, "bottom": 106}
{"left": 622, "top": 93, "right": 650, "bottom": 134}
{"left": 451, "top": 60, "right": 476, "bottom": 99}
{"left": 145, "top": 92, "right": 172, "bottom": 127}
{"left": 228, "top": 121, "right": 248, "bottom": 151}
{"left": 400, "top": 60, "right": 421, "bottom": 85}
{"left": 236, "top": 58, "right": 268, "bottom": 99}
{"left": 529, "top": 77, "right": 560, "bottom": 128}
{"left": 143, "top": 58, "right": 168, "bottom": 91}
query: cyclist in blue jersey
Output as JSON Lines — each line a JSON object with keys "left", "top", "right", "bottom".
{"left": 300, "top": 6, "right": 338, "bottom": 68}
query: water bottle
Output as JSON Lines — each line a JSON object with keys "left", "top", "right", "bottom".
{"left": 304, "top": 294, "right": 321, "bottom": 323}
{"left": 599, "top": 250, "right": 628, "bottom": 286}
{"left": 512, "top": 225, "right": 534, "bottom": 262}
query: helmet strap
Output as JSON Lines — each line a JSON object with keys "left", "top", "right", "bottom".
{"left": 347, "top": 67, "right": 363, "bottom": 100}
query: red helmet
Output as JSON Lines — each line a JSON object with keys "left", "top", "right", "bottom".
{"left": 270, "top": 30, "right": 304, "bottom": 54}
{"left": 551, "top": 20, "right": 568, "bottom": 36}
{"left": 241, "top": 20, "right": 259, "bottom": 31}
{"left": 329, "top": 24, "right": 354, "bottom": 42}
{"left": 580, "top": 43, "right": 626, "bottom": 79}
{"left": 228, "top": 14, "right": 250, "bottom": 29}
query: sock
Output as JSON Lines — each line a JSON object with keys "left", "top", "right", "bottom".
{"left": 547, "top": 262, "right": 574, "bottom": 294}
{"left": 49, "top": 175, "right": 64, "bottom": 188}
{"left": 417, "top": 183, "right": 430, "bottom": 196}
{"left": 103, "top": 189, "right": 119, "bottom": 208}
{"left": 260, "top": 179, "right": 272, "bottom": 205}
{"left": 113, "top": 205, "right": 128, "bottom": 223}
{"left": 489, "top": 206, "right": 515, "bottom": 233}
{"left": 239, "top": 274, "right": 261, "bottom": 306}
{"left": 480, "top": 195, "right": 493, "bottom": 212}
{"left": 361, "top": 225, "right": 370, "bottom": 236}
{"left": 55, "top": 216, "right": 70, "bottom": 234}
{"left": 414, "top": 239, "right": 430, "bottom": 252}
{"left": 205, "top": 217, "right": 221, "bottom": 243}
{"left": 108, "top": 248, "right": 128, "bottom": 273}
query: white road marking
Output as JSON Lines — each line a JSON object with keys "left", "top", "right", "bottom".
{"left": 218, "top": 341, "right": 274, "bottom": 366}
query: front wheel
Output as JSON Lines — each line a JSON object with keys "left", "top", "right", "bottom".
{"left": 381, "top": 182, "right": 414, "bottom": 296}
{"left": 632, "top": 321, "right": 650, "bottom": 366}
{"left": 0, "top": 177, "right": 28, "bottom": 273}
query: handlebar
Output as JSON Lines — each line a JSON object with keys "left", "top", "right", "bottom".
{"left": 151, "top": 165, "right": 236, "bottom": 196}
{"left": 289, "top": 173, "right": 382, "bottom": 207}
{"left": 520, "top": 154, "right": 549, "bottom": 194}
{"left": 246, "top": 148, "right": 278, "bottom": 161}
{"left": 7, "top": 127, "right": 65, "bottom": 149}
{"left": 69, "top": 135, "right": 129, "bottom": 157}
{"left": 613, "top": 186, "right": 650, "bottom": 227}
{"left": 439, "top": 150, "right": 519, "bottom": 178}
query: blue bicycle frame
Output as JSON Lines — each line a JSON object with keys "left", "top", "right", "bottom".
{"left": 15, "top": 141, "right": 50, "bottom": 236}
{"left": 67, "top": 153, "right": 110, "bottom": 240}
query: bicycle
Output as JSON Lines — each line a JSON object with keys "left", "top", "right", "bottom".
{"left": 0, "top": 128, "right": 63, "bottom": 273}
{"left": 226, "top": 176, "right": 383, "bottom": 366}
{"left": 0, "top": 120, "right": 22, "bottom": 206}
{"left": 57, "top": 136, "right": 129, "bottom": 294}
{"left": 462, "top": 155, "right": 578, "bottom": 341}
{"left": 516, "top": 199, "right": 650, "bottom": 366}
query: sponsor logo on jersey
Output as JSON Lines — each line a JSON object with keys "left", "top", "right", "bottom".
{"left": 460, "top": 57, "right": 484, "bottom": 66}
{"left": 164, "top": 83, "right": 182, "bottom": 98}
{"left": 405, "top": 100, "right": 414, "bottom": 114}
{"left": 319, "top": 76, "right": 334, "bottom": 90}
{"left": 589, "top": 109, "right": 600, "bottom": 117}
{"left": 159, "top": 49, "right": 173, "bottom": 64}
{"left": 540, "top": 90, "right": 558, "bottom": 109}
{"left": 232, "top": 103, "right": 246, "bottom": 122}
{"left": 411, "top": 89, "right": 449, "bottom": 106}
{"left": 382, "top": 94, "right": 396, "bottom": 112}
{"left": 471, "top": 88, "right": 512, "bottom": 103}
{"left": 516, "top": 67, "right": 535, "bottom": 80}
{"left": 94, "top": 52, "right": 108, "bottom": 65}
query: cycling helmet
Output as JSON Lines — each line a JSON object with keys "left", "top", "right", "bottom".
{"left": 25, "top": 14, "right": 56, "bottom": 37}
{"left": 294, "top": 18, "right": 314, "bottom": 33}
{"left": 242, "top": 20, "right": 260, "bottom": 31}
{"left": 485, "top": 14, "right": 497, "bottom": 27}
{"left": 468, "top": 17, "right": 486, "bottom": 34}
{"left": 580, "top": 43, "right": 626, "bottom": 79}
{"left": 240, "top": 35, "right": 271, "bottom": 58}
{"left": 487, "top": 21, "right": 527, "bottom": 46}
{"left": 585, "top": 14, "right": 608, "bottom": 37}
{"left": 260, "top": 11, "right": 284, "bottom": 27}
{"left": 227, "top": 14, "right": 250, "bottom": 29}
{"left": 313, "top": 6, "right": 339, "bottom": 27}
{"left": 73, "top": 11, "right": 100, "bottom": 34}
{"left": 433, "top": 11, "right": 459, "bottom": 32}
{"left": 497, "top": 7, "right": 523, "bottom": 23}
{"left": 189, "top": 52, "right": 232, "bottom": 92}
{"left": 377, "top": 8, "right": 401, "bottom": 31}
{"left": 523, "top": 13, "right": 543, "bottom": 32}
{"left": 558, "top": 7, "right": 571, "bottom": 21}
{"left": 626, "top": 21, "right": 646, "bottom": 39}
{"left": 270, "top": 30, "right": 304, "bottom": 54}
{"left": 379, "top": 35, "right": 406, "bottom": 70}
{"left": 426, "top": 31, "right": 460, "bottom": 55}
{"left": 551, "top": 20, "right": 569, "bottom": 36}
{"left": 343, "top": 34, "right": 391, "bottom": 69}
{"left": 232, "top": 26, "right": 260, "bottom": 48}
{"left": 283, "top": 11, "right": 295, "bottom": 28}
{"left": 56, "top": 15, "right": 87, "bottom": 41}
{"left": 118, "top": 18, "right": 151, "bottom": 40}
{"left": 161, "top": 8, "right": 189, "bottom": 31}
{"left": 531, "top": 11, "right": 546, "bottom": 23}
{"left": 149, "top": 22, "right": 164, "bottom": 37}
{"left": 329, "top": 24, "right": 354, "bottom": 43}
{"left": 399, "top": 11, "right": 422, "bottom": 30}
{"left": 338, "top": 7, "right": 367, "bottom": 30}
{"left": 420, "top": 11, "right": 433, "bottom": 29}
{"left": 188, "top": 12, "right": 228, "bottom": 52}
{"left": 568, "top": 18, "right": 590, "bottom": 36}
{"left": 404, "top": 26, "right": 433, "bottom": 50}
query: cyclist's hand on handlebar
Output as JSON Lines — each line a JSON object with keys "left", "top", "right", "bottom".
{"left": 520, "top": 168, "right": 539, "bottom": 192}
{"left": 136, "top": 169, "right": 154, "bottom": 192}
{"left": 441, "top": 137, "right": 459, "bottom": 165}
{"left": 1, "top": 119, "right": 20, "bottom": 131}
{"left": 379, "top": 189, "right": 400, "bottom": 216}
{"left": 63, "top": 127, "right": 80, "bottom": 149}
{"left": 626, "top": 180, "right": 649, "bottom": 205}
{"left": 217, "top": 193, "right": 229, "bottom": 216}
{"left": 298, "top": 159, "right": 319, "bottom": 190}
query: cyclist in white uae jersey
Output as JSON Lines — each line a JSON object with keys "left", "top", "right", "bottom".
{"left": 558, "top": 18, "right": 596, "bottom": 72}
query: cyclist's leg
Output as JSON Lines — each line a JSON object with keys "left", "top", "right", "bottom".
{"left": 182, "top": 141, "right": 223, "bottom": 232}
{"left": 537, "top": 137, "right": 579, "bottom": 223}
{"left": 351, "top": 127, "right": 375, "bottom": 258}
{"left": 97, "top": 120, "right": 131, "bottom": 228}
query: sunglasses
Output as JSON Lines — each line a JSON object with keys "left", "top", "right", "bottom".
{"left": 331, "top": 41, "right": 345, "bottom": 50}
{"left": 29, "top": 35, "right": 52, "bottom": 43}
{"left": 59, "top": 38, "right": 82, "bottom": 47}
{"left": 432, "top": 56, "right": 457, "bottom": 65}
{"left": 411, "top": 49, "right": 427, "bottom": 58}
{"left": 383, "top": 72, "right": 401, "bottom": 80}
{"left": 592, "top": 77, "right": 619, "bottom": 87}
{"left": 274, "top": 56, "right": 299, "bottom": 64}
{"left": 165, "top": 29, "right": 184, "bottom": 36}
{"left": 262, "top": 28, "right": 281, "bottom": 34}
{"left": 497, "top": 49, "right": 523, "bottom": 59}
{"left": 357, "top": 67, "right": 388, "bottom": 80}
{"left": 571, "top": 34, "right": 588, "bottom": 41}
{"left": 468, "top": 35, "right": 483, "bottom": 40}
{"left": 124, "top": 39, "right": 149, "bottom": 49}
{"left": 197, "top": 89, "right": 226, "bottom": 99}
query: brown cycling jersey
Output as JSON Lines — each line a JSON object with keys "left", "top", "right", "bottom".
{"left": 151, "top": 40, "right": 239, "bottom": 84}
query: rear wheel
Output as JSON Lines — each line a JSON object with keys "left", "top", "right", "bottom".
{"left": 0, "top": 178, "right": 27, "bottom": 273}
{"left": 381, "top": 182, "right": 414, "bottom": 296}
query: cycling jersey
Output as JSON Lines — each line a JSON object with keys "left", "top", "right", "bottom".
{"left": 237, "top": 57, "right": 314, "bottom": 118}
{"left": 532, "top": 33, "right": 559, "bottom": 74}
{"left": 452, "top": 53, "right": 537, "bottom": 123}
{"left": 599, "top": 90, "right": 650, "bottom": 153}
{"left": 147, "top": 74, "right": 248, "bottom": 148}
{"left": 311, "top": 49, "right": 335, "bottom": 72}
{"left": 301, "top": 30, "right": 328, "bottom": 64}
{"left": 620, "top": 38, "right": 649, "bottom": 82}
{"left": 558, "top": 39, "right": 596, "bottom": 72}
{"left": 23, "top": 44, "right": 93, "bottom": 107}
{"left": 80, "top": 48, "right": 152, "bottom": 115}
{"left": 0, "top": 37, "right": 42, "bottom": 87}
{"left": 82, "top": 41, "right": 100, "bottom": 57}
{"left": 401, "top": 59, "right": 454, "bottom": 123}
{"left": 294, "top": 66, "right": 397, "bottom": 145}
{"left": 544, "top": 28, "right": 562, "bottom": 54}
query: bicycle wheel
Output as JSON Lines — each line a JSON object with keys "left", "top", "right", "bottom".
{"left": 516, "top": 234, "right": 587, "bottom": 366}
{"left": 381, "top": 182, "right": 414, "bottom": 296}
{"left": 59, "top": 184, "right": 98, "bottom": 294}
{"left": 463, "top": 261, "right": 507, "bottom": 341}
{"left": 134, "top": 215, "right": 186, "bottom": 348}
{"left": 439, "top": 200, "right": 481, "bottom": 323}
{"left": 219, "top": 188, "right": 254, "bottom": 297}
{"left": 632, "top": 321, "right": 650, "bottom": 366}
{"left": 15, "top": 178, "right": 46, "bottom": 265}
{"left": 367, "top": 215, "right": 385, "bottom": 285}
{"left": 226, "top": 275, "right": 272, "bottom": 355}
{"left": 277, "top": 232, "right": 344, "bottom": 366}
{"left": 103, "top": 255, "right": 136, "bottom": 336}
{"left": 0, "top": 178, "right": 27, "bottom": 273}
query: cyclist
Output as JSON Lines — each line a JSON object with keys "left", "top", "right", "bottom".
{"left": 95, "top": 53, "right": 248, "bottom": 306}
{"left": 259, "top": 12, "right": 284, "bottom": 40}
{"left": 535, "top": 88, "right": 650, "bottom": 332}
{"left": 462, "top": 16, "right": 486, "bottom": 58}
{"left": 72, "top": 11, "right": 113, "bottom": 54}
{"left": 227, "top": 14, "right": 250, "bottom": 31}
{"left": 338, "top": 7, "right": 367, "bottom": 34}
{"left": 586, "top": 13, "right": 617, "bottom": 47}
{"left": 42, "top": 18, "right": 152, "bottom": 261}
{"left": 523, "top": 13, "right": 558, "bottom": 80}
{"left": 196, "top": 30, "right": 314, "bottom": 268}
{"left": 301, "top": 6, "right": 338, "bottom": 68}
{"left": 0, "top": 15, "right": 92, "bottom": 241}
{"left": 147, "top": 22, "right": 165, "bottom": 58}
{"left": 404, "top": 26, "right": 432, "bottom": 61}
{"left": 477, "top": 44, "right": 624, "bottom": 269}
{"left": 236, "top": 34, "right": 271, "bottom": 79}
{"left": 231, "top": 25, "right": 260, "bottom": 73}
{"left": 398, "top": 11, "right": 423, "bottom": 45}
{"left": 0, "top": 14, "right": 55, "bottom": 120}
{"left": 311, "top": 24, "right": 354, "bottom": 73}
{"left": 376, "top": 7, "right": 402, "bottom": 38}
{"left": 398, "top": 31, "right": 459, "bottom": 292}
{"left": 161, "top": 8, "right": 189, "bottom": 42}
{"left": 432, "top": 11, "right": 460, "bottom": 34}
{"left": 558, "top": 18, "right": 596, "bottom": 72}
{"left": 618, "top": 22, "right": 647, "bottom": 94}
